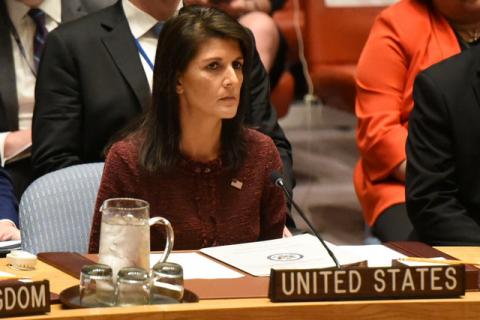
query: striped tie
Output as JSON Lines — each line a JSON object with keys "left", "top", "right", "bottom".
{"left": 28, "top": 8, "right": 48, "bottom": 71}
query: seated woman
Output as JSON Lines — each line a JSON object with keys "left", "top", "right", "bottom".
{"left": 354, "top": 0, "right": 479, "bottom": 241}
{"left": 88, "top": 6, "right": 286, "bottom": 252}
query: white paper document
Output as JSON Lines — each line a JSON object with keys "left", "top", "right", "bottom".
{"left": 0, "top": 240, "right": 21, "bottom": 250}
{"left": 339, "top": 244, "right": 406, "bottom": 267}
{"left": 150, "top": 252, "right": 244, "bottom": 280}
{"left": 0, "top": 271, "right": 16, "bottom": 279}
{"left": 200, "top": 234, "right": 365, "bottom": 277}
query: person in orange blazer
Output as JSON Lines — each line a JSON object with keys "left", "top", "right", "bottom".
{"left": 353, "top": 0, "right": 477, "bottom": 241}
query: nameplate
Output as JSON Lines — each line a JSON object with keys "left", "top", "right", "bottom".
{"left": 0, "top": 280, "right": 50, "bottom": 318}
{"left": 269, "top": 265, "right": 465, "bottom": 302}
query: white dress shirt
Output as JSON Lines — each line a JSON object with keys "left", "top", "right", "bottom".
{"left": 122, "top": 0, "right": 183, "bottom": 90}
{"left": 0, "top": 0, "right": 61, "bottom": 166}
{"left": 122, "top": 0, "right": 160, "bottom": 91}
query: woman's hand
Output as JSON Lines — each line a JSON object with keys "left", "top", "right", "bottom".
{"left": 0, "top": 220, "right": 21, "bottom": 241}
{"left": 392, "top": 160, "right": 406, "bottom": 182}
{"left": 4, "top": 129, "right": 31, "bottom": 160}
{"left": 283, "top": 226, "right": 292, "bottom": 238}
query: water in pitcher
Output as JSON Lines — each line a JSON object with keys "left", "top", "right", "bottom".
{"left": 98, "top": 214, "right": 150, "bottom": 278}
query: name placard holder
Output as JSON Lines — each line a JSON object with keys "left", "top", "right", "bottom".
{"left": 269, "top": 265, "right": 465, "bottom": 302}
{"left": 0, "top": 280, "right": 50, "bottom": 318}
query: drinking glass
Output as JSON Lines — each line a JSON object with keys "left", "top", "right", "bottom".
{"left": 79, "top": 264, "right": 115, "bottom": 306}
{"left": 115, "top": 267, "right": 150, "bottom": 306}
{"left": 150, "top": 262, "right": 184, "bottom": 302}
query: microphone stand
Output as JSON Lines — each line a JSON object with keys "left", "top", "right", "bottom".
{"left": 273, "top": 173, "right": 341, "bottom": 268}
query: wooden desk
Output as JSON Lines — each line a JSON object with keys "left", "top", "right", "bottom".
{"left": 436, "top": 247, "right": 480, "bottom": 266}
{"left": 1, "top": 248, "right": 480, "bottom": 320}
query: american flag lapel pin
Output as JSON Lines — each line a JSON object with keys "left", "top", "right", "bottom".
{"left": 230, "top": 178, "right": 243, "bottom": 190}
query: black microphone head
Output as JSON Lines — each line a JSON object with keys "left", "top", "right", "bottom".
{"left": 270, "top": 171, "right": 284, "bottom": 186}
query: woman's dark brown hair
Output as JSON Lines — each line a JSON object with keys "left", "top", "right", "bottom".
{"left": 138, "top": 6, "right": 253, "bottom": 172}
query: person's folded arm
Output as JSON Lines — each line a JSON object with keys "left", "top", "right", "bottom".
{"left": 406, "top": 72, "right": 480, "bottom": 245}
{"left": 183, "top": 0, "right": 272, "bottom": 17}
{"left": 216, "top": 0, "right": 272, "bottom": 18}
{"left": 356, "top": 15, "right": 409, "bottom": 183}
{"left": 0, "top": 169, "right": 19, "bottom": 240}
{"left": 32, "top": 30, "right": 83, "bottom": 177}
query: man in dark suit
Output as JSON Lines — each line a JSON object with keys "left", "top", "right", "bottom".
{"left": 0, "top": 168, "right": 19, "bottom": 241}
{"left": 0, "top": 0, "right": 114, "bottom": 199}
{"left": 406, "top": 45, "right": 480, "bottom": 245}
{"left": 32, "top": 0, "right": 295, "bottom": 223}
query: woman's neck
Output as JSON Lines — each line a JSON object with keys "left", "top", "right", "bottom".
{"left": 179, "top": 113, "right": 222, "bottom": 163}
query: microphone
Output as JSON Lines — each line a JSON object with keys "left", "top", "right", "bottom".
{"left": 271, "top": 171, "right": 341, "bottom": 268}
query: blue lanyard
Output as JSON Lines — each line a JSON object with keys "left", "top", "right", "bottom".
{"left": 134, "top": 38, "right": 154, "bottom": 71}
{"left": 6, "top": 13, "right": 37, "bottom": 77}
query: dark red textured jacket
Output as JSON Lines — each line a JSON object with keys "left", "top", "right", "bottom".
{"left": 88, "top": 129, "right": 286, "bottom": 252}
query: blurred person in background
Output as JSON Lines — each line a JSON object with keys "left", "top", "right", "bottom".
{"left": 354, "top": 0, "right": 480, "bottom": 241}
{"left": 0, "top": 0, "right": 114, "bottom": 199}
{"left": 407, "top": 1, "right": 480, "bottom": 245}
